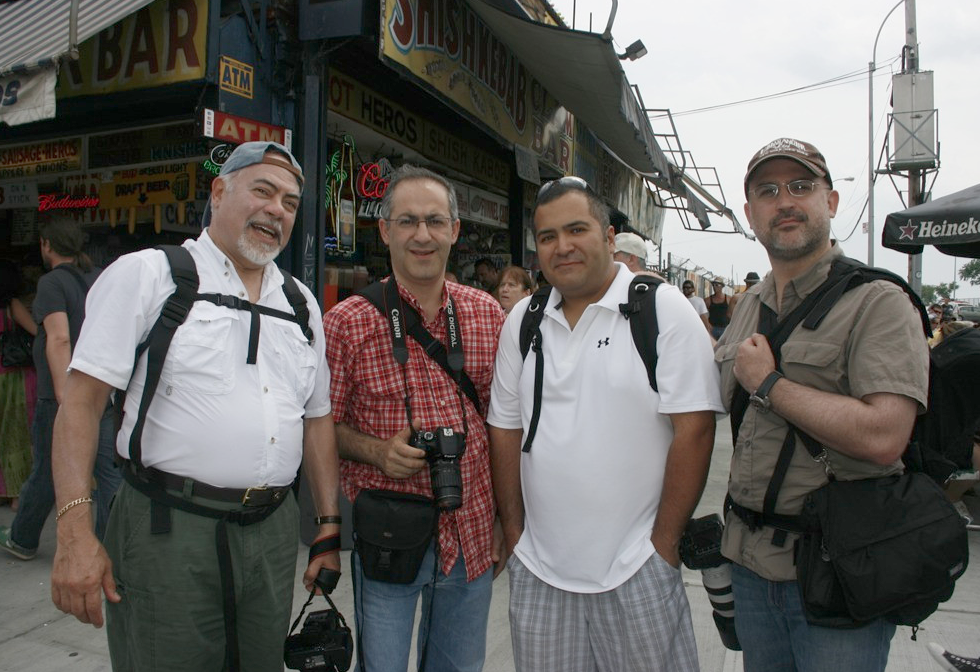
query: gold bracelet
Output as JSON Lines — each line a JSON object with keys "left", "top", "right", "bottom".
{"left": 56, "top": 496, "right": 93, "bottom": 521}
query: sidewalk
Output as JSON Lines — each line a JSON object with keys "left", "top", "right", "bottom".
{"left": 1, "top": 419, "right": 978, "bottom": 671}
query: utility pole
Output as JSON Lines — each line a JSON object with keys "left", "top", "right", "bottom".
{"left": 905, "top": 0, "right": 924, "bottom": 294}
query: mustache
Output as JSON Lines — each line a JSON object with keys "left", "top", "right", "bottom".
{"left": 768, "top": 209, "right": 807, "bottom": 229}
{"left": 249, "top": 219, "right": 283, "bottom": 242}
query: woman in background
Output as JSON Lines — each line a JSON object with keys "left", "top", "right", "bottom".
{"left": 0, "top": 260, "right": 37, "bottom": 510}
{"left": 494, "top": 265, "right": 535, "bottom": 314}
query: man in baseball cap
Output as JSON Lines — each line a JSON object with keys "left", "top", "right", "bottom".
{"left": 202, "top": 141, "right": 304, "bottom": 226}
{"left": 613, "top": 232, "right": 649, "bottom": 273}
{"left": 50, "top": 139, "right": 342, "bottom": 671}
{"left": 716, "top": 137, "right": 929, "bottom": 672}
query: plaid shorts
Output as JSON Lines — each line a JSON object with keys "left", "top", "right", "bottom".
{"left": 508, "top": 551, "right": 699, "bottom": 672}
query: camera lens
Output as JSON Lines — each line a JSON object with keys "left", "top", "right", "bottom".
{"left": 429, "top": 460, "right": 463, "bottom": 510}
{"left": 702, "top": 563, "right": 740, "bottom": 651}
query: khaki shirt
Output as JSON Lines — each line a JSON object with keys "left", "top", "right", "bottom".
{"left": 715, "top": 244, "right": 929, "bottom": 580}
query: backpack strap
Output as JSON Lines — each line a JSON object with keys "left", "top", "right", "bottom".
{"left": 359, "top": 281, "right": 482, "bottom": 415}
{"left": 518, "top": 275, "right": 662, "bottom": 453}
{"left": 518, "top": 286, "right": 550, "bottom": 453}
{"left": 618, "top": 274, "right": 662, "bottom": 392}
{"left": 127, "top": 245, "right": 200, "bottom": 472}
{"left": 50, "top": 263, "right": 92, "bottom": 296}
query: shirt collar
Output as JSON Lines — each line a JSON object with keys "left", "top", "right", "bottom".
{"left": 198, "top": 228, "right": 284, "bottom": 299}
{"left": 545, "top": 262, "right": 633, "bottom": 316}
{"left": 758, "top": 241, "right": 842, "bottom": 314}
{"left": 387, "top": 276, "right": 449, "bottom": 321}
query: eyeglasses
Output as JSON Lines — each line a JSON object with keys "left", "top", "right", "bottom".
{"left": 391, "top": 215, "right": 454, "bottom": 231}
{"left": 537, "top": 176, "right": 591, "bottom": 198}
{"left": 749, "top": 179, "right": 826, "bottom": 201}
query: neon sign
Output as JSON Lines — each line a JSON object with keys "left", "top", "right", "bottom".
{"left": 356, "top": 159, "right": 393, "bottom": 200}
{"left": 38, "top": 194, "right": 101, "bottom": 211}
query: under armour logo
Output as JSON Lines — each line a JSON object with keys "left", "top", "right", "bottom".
{"left": 597, "top": 338, "right": 610, "bottom": 348}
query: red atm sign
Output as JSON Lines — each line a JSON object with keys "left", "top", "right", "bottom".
{"left": 202, "top": 109, "right": 293, "bottom": 151}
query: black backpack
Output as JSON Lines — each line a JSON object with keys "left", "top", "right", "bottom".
{"left": 517, "top": 274, "right": 663, "bottom": 452}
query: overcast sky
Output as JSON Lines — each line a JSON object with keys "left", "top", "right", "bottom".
{"left": 548, "top": 0, "right": 980, "bottom": 295}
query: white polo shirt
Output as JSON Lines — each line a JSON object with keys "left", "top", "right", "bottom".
{"left": 70, "top": 230, "right": 331, "bottom": 489}
{"left": 488, "top": 263, "right": 724, "bottom": 592}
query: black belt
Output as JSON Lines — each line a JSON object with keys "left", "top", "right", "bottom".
{"left": 125, "top": 461, "right": 292, "bottom": 507}
{"left": 725, "top": 494, "right": 804, "bottom": 535}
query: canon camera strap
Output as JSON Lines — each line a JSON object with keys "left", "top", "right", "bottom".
{"left": 381, "top": 277, "right": 470, "bottom": 437}
{"left": 360, "top": 279, "right": 481, "bottom": 416}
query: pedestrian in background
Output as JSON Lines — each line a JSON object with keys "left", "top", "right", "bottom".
{"left": 0, "top": 259, "right": 37, "bottom": 511}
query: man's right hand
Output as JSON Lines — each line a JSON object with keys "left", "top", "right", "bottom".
{"left": 374, "top": 422, "right": 427, "bottom": 479}
{"left": 51, "top": 523, "right": 121, "bottom": 628}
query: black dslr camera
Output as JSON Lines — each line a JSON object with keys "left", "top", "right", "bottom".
{"left": 413, "top": 427, "right": 466, "bottom": 510}
{"left": 679, "top": 514, "right": 741, "bottom": 652}
{"left": 283, "top": 569, "right": 353, "bottom": 671}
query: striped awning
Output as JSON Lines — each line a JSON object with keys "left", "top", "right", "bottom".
{"left": 0, "top": 0, "right": 157, "bottom": 76}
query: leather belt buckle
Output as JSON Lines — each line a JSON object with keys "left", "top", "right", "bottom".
{"left": 242, "top": 486, "right": 268, "bottom": 506}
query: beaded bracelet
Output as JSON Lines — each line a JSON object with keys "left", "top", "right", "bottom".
{"left": 56, "top": 496, "right": 93, "bottom": 521}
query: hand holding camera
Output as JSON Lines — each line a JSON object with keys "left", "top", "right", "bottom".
{"left": 413, "top": 427, "right": 466, "bottom": 510}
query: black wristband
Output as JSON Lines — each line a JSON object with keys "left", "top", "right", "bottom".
{"left": 314, "top": 515, "right": 342, "bottom": 525}
{"left": 309, "top": 534, "right": 341, "bottom": 563}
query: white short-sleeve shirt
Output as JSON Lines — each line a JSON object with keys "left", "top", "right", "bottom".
{"left": 688, "top": 295, "right": 709, "bottom": 316}
{"left": 488, "top": 264, "right": 724, "bottom": 592}
{"left": 70, "top": 230, "right": 330, "bottom": 489}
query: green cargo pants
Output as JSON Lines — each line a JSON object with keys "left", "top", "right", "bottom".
{"left": 104, "top": 480, "right": 300, "bottom": 671}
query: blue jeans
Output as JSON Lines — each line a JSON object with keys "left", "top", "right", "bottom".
{"left": 11, "top": 399, "right": 121, "bottom": 549}
{"left": 711, "top": 325, "right": 726, "bottom": 340}
{"left": 352, "top": 541, "right": 492, "bottom": 672}
{"left": 731, "top": 563, "right": 895, "bottom": 672}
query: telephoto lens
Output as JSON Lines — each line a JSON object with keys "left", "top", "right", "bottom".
{"left": 701, "top": 563, "right": 740, "bottom": 651}
{"left": 679, "top": 514, "right": 741, "bottom": 651}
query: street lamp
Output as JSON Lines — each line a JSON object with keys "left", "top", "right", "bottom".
{"left": 868, "top": 0, "right": 904, "bottom": 267}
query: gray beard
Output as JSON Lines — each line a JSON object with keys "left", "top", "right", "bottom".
{"left": 237, "top": 222, "right": 282, "bottom": 265}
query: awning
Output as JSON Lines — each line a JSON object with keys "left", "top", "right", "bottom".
{"left": 0, "top": 0, "right": 157, "bottom": 75}
{"left": 466, "top": 0, "right": 672, "bottom": 183}
{"left": 465, "top": 0, "right": 743, "bottom": 234}
{"left": 882, "top": 183, "right": 980, "bottom": 259}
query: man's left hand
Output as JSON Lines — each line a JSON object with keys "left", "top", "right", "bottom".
{"left": 733, "top": 333, "right": 777, "bottom": 392}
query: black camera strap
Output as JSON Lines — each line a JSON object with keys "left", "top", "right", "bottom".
{"left": 380, "top": 277, "right": 470, "bottom": 437}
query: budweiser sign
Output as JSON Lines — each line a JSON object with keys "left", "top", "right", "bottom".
{"left": 38, "top": 193, "right": 101, "bottom": 211}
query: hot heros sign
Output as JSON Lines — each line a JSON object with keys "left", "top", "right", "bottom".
{"left": 58, "top": 0, "right": 207, "bottom": 97}
{"left": 380, "top": 0, "right": 572, "bottom": 174}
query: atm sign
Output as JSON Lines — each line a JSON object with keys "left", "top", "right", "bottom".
{"left": 219, "top": 56, "right": 253, "bottom": 99}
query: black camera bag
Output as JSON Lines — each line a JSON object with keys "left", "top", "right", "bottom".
{"left": 795, "top": 471, "right": 968, "bottom": 628}
{"left": 353, "top": 489, "right": 436, "bottom": 584}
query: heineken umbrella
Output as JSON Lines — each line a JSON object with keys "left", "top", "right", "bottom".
{"left": 882, "top": 183, "right": 980, "bottom": 258}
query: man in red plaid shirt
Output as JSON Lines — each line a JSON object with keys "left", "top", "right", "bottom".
{"left": 322, "top": 165, "right": 505, "bottom": 672}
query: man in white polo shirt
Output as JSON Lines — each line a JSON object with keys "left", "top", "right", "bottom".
{"left": 488, "top": 177, "right": 723, "bottom": 672}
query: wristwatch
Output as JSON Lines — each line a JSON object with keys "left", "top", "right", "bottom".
{"left": 749, "top": 371, "right": 784, "bottom": 413}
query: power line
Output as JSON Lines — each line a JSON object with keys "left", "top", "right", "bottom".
{"left": 650, "top": 56, "right": 902, "bottom": 119}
